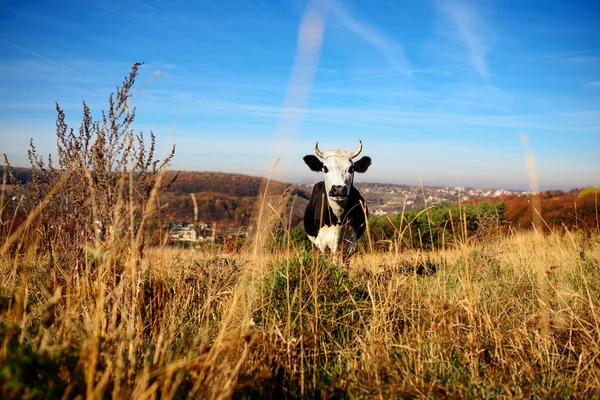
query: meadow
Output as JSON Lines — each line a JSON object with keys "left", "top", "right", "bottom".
{"left": 1, "top": 65, "right": 599, "bottom": 399}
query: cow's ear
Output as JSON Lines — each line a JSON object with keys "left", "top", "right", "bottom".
{"left": 303, "top": 155, "right": 323, "bottom": 172}
{"left": 354, "top": 156, "right": 371, "bottom": 173}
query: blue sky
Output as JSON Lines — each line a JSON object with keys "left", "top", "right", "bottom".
{"left": 1, "top": 0, "right": 599, "bottom": 190}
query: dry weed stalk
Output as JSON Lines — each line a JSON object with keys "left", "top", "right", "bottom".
{"left": 2, "top": 62, "right": 175, "bottom": 269}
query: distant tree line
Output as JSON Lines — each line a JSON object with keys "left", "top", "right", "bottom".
{"left": 368, "top": 201, "right": 505, "bottom": 250}
{"left": 159, "top": 171, "right": 308, "bottom": 227}
{"left": 480, "top": 189, "right": 598, "bottom": 231}
{"left": 5, "top": 167, "right": 598, "bottom": 240}
{"left": 162, "top": 192, "right": 257, "bottom": 227}
{"left": 366, "top": 188, "right": 599, "bottom": 250}
{"left": 164, "top": 171, "right": 307, "bottom": 199}
{"left": 2, "top": 167, "right": 35, "bottom": 184}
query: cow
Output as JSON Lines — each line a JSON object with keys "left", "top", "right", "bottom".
{"left": 303, "top": 140, "right": 371, "bottom": 255}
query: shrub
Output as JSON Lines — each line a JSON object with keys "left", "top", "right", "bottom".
{"left": 255, "top": 254, "right": 371, "bottom": 396}
{"left": 369, "top": 201, "right": 505, "bottom": 250}
{"left": 2, "top": 62, "right": 176, "bottom": 268}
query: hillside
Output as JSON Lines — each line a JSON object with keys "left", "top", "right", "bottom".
{"left": 471, "top": 189, "right": 599, "bottom": 231}
{"left": 160, "top": 171, "right": 310, "bottom": 227}
{"left": 4, "top": 167, "right": 598, "bottom": 232}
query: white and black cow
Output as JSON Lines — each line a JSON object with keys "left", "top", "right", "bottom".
{"left": 303, "top": 140, "right": 371, "bottom": 254}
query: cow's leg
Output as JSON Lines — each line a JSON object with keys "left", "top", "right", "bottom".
{"left": 308, "top": 234, "right": 326, "bottom": 253}
{"left": 328, "top": 225, "right": 342, "bottom": 254}
{"left": 312, "top": 225, "right": 341, "bottom": 254}
{"left": 341, "top": 226, "right": 357, "bottom": 254}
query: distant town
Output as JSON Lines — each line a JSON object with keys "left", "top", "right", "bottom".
{"left": 168, "top": 183, "right": 533, "bottom": 246}
{"left": 298, "top": 183, "right": 531, "bottom": 216}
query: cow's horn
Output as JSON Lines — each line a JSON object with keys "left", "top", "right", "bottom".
{"left": 349, "top": 140, "right": 363, "bottom": 159}
{"left": 315, "top": 142, "right": 325, "bottom": 158}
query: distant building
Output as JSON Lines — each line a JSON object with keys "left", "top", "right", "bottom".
{"left": 169, "top": 223, "right": 197, "bottom": 242}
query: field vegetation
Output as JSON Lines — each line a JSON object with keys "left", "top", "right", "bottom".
{"left": 1, "top": 64, "right": 599, "bottom": 399}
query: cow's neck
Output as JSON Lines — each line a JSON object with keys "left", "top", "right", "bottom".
{"left": 327, "top": 195, "right": 347, "bottom": 222}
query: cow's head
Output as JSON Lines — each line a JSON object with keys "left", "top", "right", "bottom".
{"left": 303, "top": 140, "right": 371, "bottom": 204}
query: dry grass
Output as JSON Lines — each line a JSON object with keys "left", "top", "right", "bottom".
{"left": 1, "top": 197, "right": 599, "bottom": 398}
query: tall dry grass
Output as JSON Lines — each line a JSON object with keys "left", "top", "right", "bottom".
{"left": 1, "top": 65, "right": 599, "bottom": 399}
{"left": 2, "top": 199, "right": 599, "bottom": 398}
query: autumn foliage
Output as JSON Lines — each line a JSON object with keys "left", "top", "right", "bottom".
{"left": 159, "top": 171, "right": 308, "bottom": 228}
{"left": 476, "top": 189, "right": 598, "bottom": 231}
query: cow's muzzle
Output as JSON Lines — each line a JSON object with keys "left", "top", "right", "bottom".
{"left": 329, "top": 185, "right": 348, "bottom": 199}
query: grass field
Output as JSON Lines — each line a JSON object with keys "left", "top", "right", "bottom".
{"left": 1, "top": 196, "right": 599, "bottom": 398}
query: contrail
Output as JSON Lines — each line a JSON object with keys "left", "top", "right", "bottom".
{"left": 271, "top": 0, "right": 333, "bottom": 180}
{"left": 315, "top": 47, "right": 600, "bottom": 86}
{"left": 313, "top": 62, "right": 470, "bottom": 86}
{"left": 528, "top": 47, "right": 600, "bottom": 59}
{"left": 2, "top": 39, "right": 78, "bottom": 74}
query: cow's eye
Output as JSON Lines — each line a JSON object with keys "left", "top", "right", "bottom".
{"left": 349, "top": 166, "right": 355, "bottom": 174}
{"left": 323, "top": 166, "right": 329, "bottom": 173}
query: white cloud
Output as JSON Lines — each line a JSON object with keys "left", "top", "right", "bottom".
{"left": 435, "top": 0, "right": 491, "bottom": 80}
{"left": 332, "top": 2, "right": 410, "bottom": 71}
{"left": 206, "top": 101, "right": 600, "bottom": 132}
{"left": 568, "top": 56, "right": 600, "bottom": 63}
